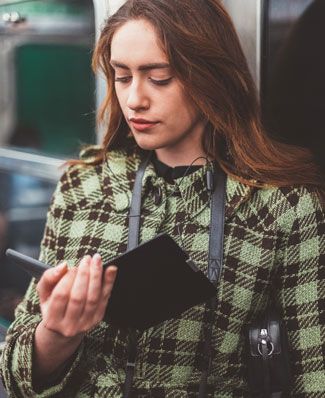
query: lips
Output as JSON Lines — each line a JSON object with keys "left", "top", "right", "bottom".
{"left": 129, "top": 118, "right": 159, "bottom": 132}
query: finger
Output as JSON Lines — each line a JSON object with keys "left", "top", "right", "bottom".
{"left": 83, "top": 253, "right": 103, "bottom": 319}
{"left": 37, "top": 262, "right": 68, "bottom": 303}
{"left": 64, "top": 256, "right": 91, "bottom": 324}
{"left": 43, "top": 267, "right": 77, "bottom": 327}
{"left": 96, "top": 266, "right": 117, "bottom": 319}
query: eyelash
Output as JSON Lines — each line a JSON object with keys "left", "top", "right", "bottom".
{"left": 114, "top": 77, "right": 173, "bottom": 86}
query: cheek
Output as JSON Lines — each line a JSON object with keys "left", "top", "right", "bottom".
{"left": 171, "top": 83, "right": 198, "bottom": 117}
{"left": 159, "top": 90, "right": 187, "bottom": 121}
{"left": 167, "top": 93, "right": 200, "bottom": 127}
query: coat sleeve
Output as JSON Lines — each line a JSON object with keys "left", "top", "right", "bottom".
{"left": 0, "top": 181, "right": 85, "bottom": 398}
{"left": 275, "top": 188, "right": 325, "bottom": 397}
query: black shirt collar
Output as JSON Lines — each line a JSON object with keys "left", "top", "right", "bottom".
{"left": 152, "top": 155, "right": 203, "bottom": 184}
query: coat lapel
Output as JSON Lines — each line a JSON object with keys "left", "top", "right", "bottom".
{"left": 225, "top": 176, "right": 255, "bottom": 221}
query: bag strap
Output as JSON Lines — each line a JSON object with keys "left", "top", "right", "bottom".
{"left": 123, "top": 153, "right": 152, "bottom": 398}
{"left": 207, "top": 166, "right": 226, "bottom": 284}
{"left": 123, "top": 153, "right": 226, "bottom": 398}
{"left": 198, "top": 166, "right": 226, "bottom": 397}
{"left": 127, "top": 153, "right": 152, "bottom": 251}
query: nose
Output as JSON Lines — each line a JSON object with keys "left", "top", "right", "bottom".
{"left": 126, "top": 80, "right": 150, "bottom": 111}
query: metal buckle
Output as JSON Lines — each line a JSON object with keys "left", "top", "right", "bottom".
{"left": 257, "top": 341, "right": 274, "bottom": 356}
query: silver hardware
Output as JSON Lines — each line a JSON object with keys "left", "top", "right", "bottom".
{"left": 257, "top": 341, "right": 274, "bottom": 356}
{"left": 260, "top": 328, "right": 268, "bottom": 337}
{"left": 2, "top": 12, "right": 25, "bottom": 24}
{"left": 257, "top": 328, "right": 274, "bottom": 356}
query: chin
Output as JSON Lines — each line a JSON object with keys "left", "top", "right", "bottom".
{"left": 132, "top": 133, "right": 168, "bottom": 151}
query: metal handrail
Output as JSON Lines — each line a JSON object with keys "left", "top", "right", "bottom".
{"left": 0, "top": 147, "right": 64, "bottom": 182}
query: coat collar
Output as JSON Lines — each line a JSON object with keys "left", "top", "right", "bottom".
{"left": 101, "top": 147, "right": 254, "bottom": 221}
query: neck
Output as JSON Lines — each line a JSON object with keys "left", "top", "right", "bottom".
{"left": 155, "top": 140, "right": 208, "bottom": 167}
{"left": 155, "top": 151, "right": 207, "bottom": 167}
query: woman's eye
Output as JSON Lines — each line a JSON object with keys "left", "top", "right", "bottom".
{"left": 114, "top": 76, "right": 173, "bottom": 86}
{"left": 149, "top": 77, "right": 173, "bottom": 86}
{"left": 115, "top": 76, "right": 131, "bottom": 83}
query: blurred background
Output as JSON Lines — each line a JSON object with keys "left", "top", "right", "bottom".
{"left": 0, "top": 2, "right": 324, "bottom": 393}
{"left": 0, "top": 1, "right": 97, "bottom": 342}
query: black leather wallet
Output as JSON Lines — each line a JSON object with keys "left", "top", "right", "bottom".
{"left": 104, "top": 233, "right": 216, "bottom": 330}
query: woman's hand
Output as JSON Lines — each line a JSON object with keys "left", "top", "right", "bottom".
{"left": 36, "top": 254, "right": 117, "bottom": 338}
{"left": 32, "top": 255, "right": 117, "bottom": 380}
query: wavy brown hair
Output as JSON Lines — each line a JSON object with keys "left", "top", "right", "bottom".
{"left": 89, "top": 0, "right": 324, "bottom": 203}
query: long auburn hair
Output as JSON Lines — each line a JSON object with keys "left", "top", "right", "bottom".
{"left": 89, "top": 0, "right": 324, "bottom": 203}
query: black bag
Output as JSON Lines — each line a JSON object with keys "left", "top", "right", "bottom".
{"left": 245, "top": 309, "right": 292, "bottom": 397}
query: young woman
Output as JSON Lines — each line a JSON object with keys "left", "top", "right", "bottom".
{"left": 1, "top": 1, "right": 324, "bottom": 397}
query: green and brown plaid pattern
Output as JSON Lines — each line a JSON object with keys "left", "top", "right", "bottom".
{"left": 1, "top": 144, "right": 324, "bottom": 397}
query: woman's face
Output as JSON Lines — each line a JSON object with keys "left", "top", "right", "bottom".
{"left": 110, "top": 19, "right": 206, "bottom": 165}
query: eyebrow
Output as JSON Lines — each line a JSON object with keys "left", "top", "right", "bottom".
{"left": 110, "top": 60, "right": 170, "bottom": 71}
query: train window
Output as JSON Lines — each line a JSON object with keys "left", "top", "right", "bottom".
{"left": 0, "top": 0, "right": 96, "bottom": 158}
{"left": 13, "top": 43, "right": 96, "bottom": 157}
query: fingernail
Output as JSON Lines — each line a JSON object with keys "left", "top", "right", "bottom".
{"left": 54, "top": 262, "right": 66, "bottom": 274}
{"left": 93, "top": 253, "right": 101, "bottom": 262}
{"left": 83, "top": 255, "right": 91, "bottom": 264}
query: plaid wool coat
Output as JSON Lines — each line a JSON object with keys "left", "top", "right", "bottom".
{"left": 1, "top": 144, "right": 324, "bottom": 397}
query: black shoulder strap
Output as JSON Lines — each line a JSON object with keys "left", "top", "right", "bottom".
{"left": 123, "top": 154, "right": 226, "bottom": 398}
{"left": 199, "top": 165, "right": 226, "bottom": 398}
{"left": 208, "top": 166, "right": 226, "bottom": 284}
{"left": 123, "top": 153, "right": 152, "bottom": 398}
{"left": 127, "top": 153, "right": 152, "bottom": 250}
